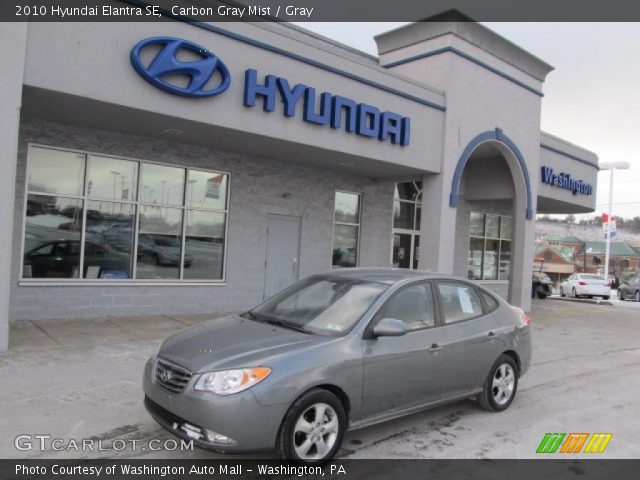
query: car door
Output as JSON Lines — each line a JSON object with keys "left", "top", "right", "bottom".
{"left": 362, "top": 281, "right": 445, "bottom": 419}
{"left": 435, "top": 281, "right": 501, "bottom": 398}
{"left": 563, "top": 274, "right": 573, "bottom": 292}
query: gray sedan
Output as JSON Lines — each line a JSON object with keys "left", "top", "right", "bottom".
{"left": 143, "top": 269, "right": 532, "bottom": 463}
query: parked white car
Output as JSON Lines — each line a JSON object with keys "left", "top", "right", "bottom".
{"left": 560, "top": 274, "right": 611, "bottom": 300}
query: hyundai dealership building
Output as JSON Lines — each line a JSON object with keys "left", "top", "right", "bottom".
{"left": 0, "top": 13, "right": 599, "bottom": 351}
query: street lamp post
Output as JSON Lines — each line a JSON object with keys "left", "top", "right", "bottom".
{"left": 599, "top": 161, "right": 630, "bottom": 285}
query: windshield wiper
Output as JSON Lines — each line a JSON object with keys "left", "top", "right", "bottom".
{"left": 262, "top": 318, "right": 312, "bottom": 334}
{"left": 242, "top": 310, "right": 258, "bottom": 320}
{"left": 243, "top": 310, "right": 311, "bottom": 334}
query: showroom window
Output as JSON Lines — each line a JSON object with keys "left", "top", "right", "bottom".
{"left": 332, "top": 191, "right": 361, "bottom": 268}
{"left": 22, "top": 145, "right": 229, "bottom": 282}
{"left": 468, "top": 212, "right": 512, "bottom": 281}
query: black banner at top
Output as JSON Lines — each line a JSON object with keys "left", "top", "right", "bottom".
{"left": 3, "top": 0, "right": 640, "bottom": 22}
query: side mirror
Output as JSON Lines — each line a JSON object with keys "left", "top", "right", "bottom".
{"left": 373, "top": 318, "right": 408, "bottom": 337}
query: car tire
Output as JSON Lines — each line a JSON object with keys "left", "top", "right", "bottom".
{"left": 277, "top": 389, "right": 346, "bottom": 465}
{"left": 537, "top": 292, "right": 546, "bottom": 299}
{"left": 636, "top": 291, "right": 640, "bottom": 302}
{"left": 572, "top": 288, "right": 578, "bottom": 298}
{"left": 560, "top": 287, "right": 565, "bottom": 298}
{"left": 603, "top": 296, "right": 610, "bottom": 300}
{"left": 477, "top": 354, "right": 519, "bottom": 412}
{"left": 618, "top": 290, "right": 625, "bottom": 301}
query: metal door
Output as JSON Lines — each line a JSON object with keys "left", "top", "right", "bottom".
{"left": 264, "top": 214, "right": 301, "bottom": 298}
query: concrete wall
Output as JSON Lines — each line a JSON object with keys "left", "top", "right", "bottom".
{"left": 0, "top": 23, "right": 28, "bottom": 350}
{"left": 11, "top": 118, "right": 395, "bottom": 321}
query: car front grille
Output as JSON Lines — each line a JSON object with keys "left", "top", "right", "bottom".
{"left": 154, "top": 357, "right": 193, "bottom": 394}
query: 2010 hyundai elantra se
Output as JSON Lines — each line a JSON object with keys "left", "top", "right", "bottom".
{"left": 143, "top": 269, "right": 532, "bottom": 463}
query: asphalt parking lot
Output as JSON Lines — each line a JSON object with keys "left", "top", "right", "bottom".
{"left": 1, "top": 298, "right": 639, "bottom": 459}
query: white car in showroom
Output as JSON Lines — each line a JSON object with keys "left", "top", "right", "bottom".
{"left": 560, "top": 274, "right": 611, "bottom": 300}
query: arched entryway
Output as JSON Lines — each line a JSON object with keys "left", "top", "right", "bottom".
{"left": 449, "top": 129, "right": 533, "bottom": 306}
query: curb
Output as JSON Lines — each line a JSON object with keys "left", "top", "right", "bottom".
{"left": 547, "top": 296, "right": 613, "bottom": 306}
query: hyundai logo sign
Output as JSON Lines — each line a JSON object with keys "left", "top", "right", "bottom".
{"left": 131, "top": 36, "right": 410, "bottom": 146}
{"left": 130, "top": 37, "right": 231, "bottom": 98}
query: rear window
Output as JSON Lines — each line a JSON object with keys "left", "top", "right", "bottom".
{"left": 580, "top": 275, "right": 604, "bottom": 281}
{"left": 480, "top": 291, "right": 499, "bottom": 312}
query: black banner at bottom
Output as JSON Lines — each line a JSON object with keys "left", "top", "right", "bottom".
{"left": 3, "top": 459, "right": 639, "bottom": 480}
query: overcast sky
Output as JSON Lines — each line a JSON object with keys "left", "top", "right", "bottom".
{"left": 296, "top": 23, "right": 640, "bottom": 220}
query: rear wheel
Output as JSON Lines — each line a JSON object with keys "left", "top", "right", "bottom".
{"left": 478, "top": 354, "right": 518, "bottom": 412}
{"left": 277, "top": 389, "right": 346, "bottom": 465}
{"left": 603, "top": 296, "right": 610, "bottom": 300}
{"left": 560, "top": 287, "right": 565, "bottom": 298}
{"left": 572, "top": 288, "right": 578, "bottom": 298}
{"left": 618, "top": 290, "right": 625, "bottom": 301}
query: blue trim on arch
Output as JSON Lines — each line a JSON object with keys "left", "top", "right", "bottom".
{"left": 382, "top": 47, "right": 544, "bottom": 98}
{"left": 449, "top": 128, "right": 534, "bottom": 220}
{"left": 122, "top": 0, "right": 446, "bottom": 112}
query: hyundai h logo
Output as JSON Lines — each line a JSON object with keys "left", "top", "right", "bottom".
{"left": 130, "top": 37, "right": 231, "bottom": 98}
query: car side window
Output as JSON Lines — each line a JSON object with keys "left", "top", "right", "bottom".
{"left": 480, "top": 291, "right": 499, "bottom": 312}
{"left": 437, "top": 282, "right": 484, "bottom": 323}
{"left": 375, "top": 282, "right": 436, "bottom": 331}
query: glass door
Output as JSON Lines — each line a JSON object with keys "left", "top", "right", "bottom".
{"left": 392, "top": 181, "right": 422, "bottom": 270}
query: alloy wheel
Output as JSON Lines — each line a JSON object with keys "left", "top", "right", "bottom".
{"left": 492, "top": 364, "right": 515, "bottom": 406}
{"left": 293, "top": 403, "right": 339, "bottom": 460}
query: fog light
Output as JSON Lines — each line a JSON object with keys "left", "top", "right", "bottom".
{"left": 205, "top": 430, "right": 237, "bottom": 445}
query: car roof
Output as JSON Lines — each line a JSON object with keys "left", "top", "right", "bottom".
{"left": 315, "top": 268, "right": 459, "bottom": 285}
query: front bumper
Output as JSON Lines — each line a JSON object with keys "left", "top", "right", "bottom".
{"left": 142, "top": 358, "right": 289, "bottom": 452}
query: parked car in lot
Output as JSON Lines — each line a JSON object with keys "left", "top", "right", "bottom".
{"left": 617, "top": 276, "right": 640, "bottom": 302}
{"left": 137, "top": 233, "right": 193, "bottom": 267}
{"left": 23, "top": 239, "right": 131, "bottom": 278}
{"left": 143, "top": 269, "right": 532, "bottom": 464}
{"left": 560, "top": 273, "right": 611, "bottom": 300}
{"left": 532, "top": 271, "right": 553, "bottom": 299}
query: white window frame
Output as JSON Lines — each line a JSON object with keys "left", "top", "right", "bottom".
{"left": 20, "top": 143, "right": 230, "bottom": 286}
{"left": 332, "top": 190, "right": 362, "bottom": 268}
{"left": 468, "top": 211, "right": 512, "bottom": 281}
{"left": 390, "top": 181, "right": 422, "bottom": 269}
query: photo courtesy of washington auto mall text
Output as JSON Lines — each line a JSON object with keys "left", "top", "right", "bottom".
{"left": 2, "top": 0, "right": 640, "bottom": 479}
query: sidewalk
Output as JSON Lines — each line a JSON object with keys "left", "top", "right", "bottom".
{"left": 0, "top": 313, "right": 232, "bottom": 459}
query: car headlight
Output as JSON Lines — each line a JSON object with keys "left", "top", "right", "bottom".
{"left": 194, "top": 368, "right": 271, "bottom": 395}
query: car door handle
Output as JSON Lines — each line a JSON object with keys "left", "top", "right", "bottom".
{"left": 428, "top": 343, "right": 442, "bottom": 352}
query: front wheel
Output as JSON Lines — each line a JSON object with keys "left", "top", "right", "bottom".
{"left": 618, "top": 290, "right": 625, "bottom": 301}
{"left": 277, "top": 389, "right": 346, "bottom": 465}
{"left": 478, "top": 354, "right": 519, "bottom": 412}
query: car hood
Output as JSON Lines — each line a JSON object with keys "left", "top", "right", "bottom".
{"left": 157, "top": 314, "right": 328, "bottom": 373}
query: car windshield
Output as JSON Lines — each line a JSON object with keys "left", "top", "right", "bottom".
{"left": 245, "top": 276, "right": 388, "bottom": 336}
